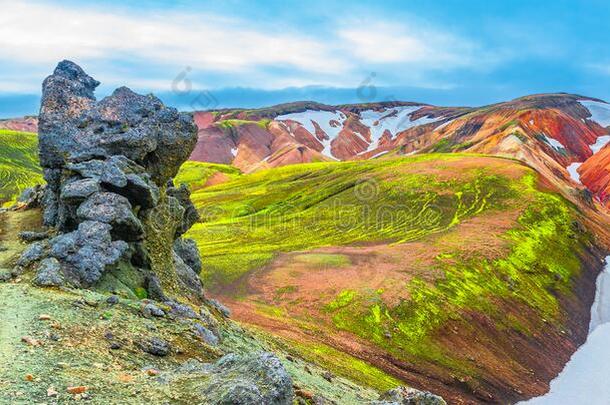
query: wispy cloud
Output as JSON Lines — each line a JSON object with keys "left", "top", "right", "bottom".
{"left": 0, "top": 0, "right": 496, "bottom": 93}
{"left": 0, "top": 1, "right": 347, "bottom": 74}
{"left": 338, "top": 21, "right": 479, "bottom": 68}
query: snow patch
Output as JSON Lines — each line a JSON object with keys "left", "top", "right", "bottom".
{"left": 370, "top": 150, "right": 389, "bottom": 159}
{"left": 543, "top": 135, "right": 565, "bottom": 150}
{"left": 566, "top": 163, "right": 582, "bottom": 184}
{"left": 276, "top": 110, "right": 346, "bottom": 158}
{"left": 580, "top": 100, "right": 610, "bottom": 127}
{"left": 520, "top": 256, "right": 610, "bottom": 405}
{"left": 230, "top": 147, "right": 238, "bottom": 157}
{"left": 359, "top": 106, "right": 442, "bottom": 153}
{"left": 590, "top": 135, "right": 610, "bottom": 154}
{"left": 590, "top": 259, "right": 610, "bottom": 333}
{"left": 352, "top": 131, "right": 369, "bottom": 144}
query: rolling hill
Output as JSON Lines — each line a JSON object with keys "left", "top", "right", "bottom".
{"left": 4, "top": 93, "right": 610, "bottom": 403}
{"left": 0, "top": 130, "right": 43, "bottom": 207}
{"left": 183, "top": 154, "right": 605, "bottom": 403}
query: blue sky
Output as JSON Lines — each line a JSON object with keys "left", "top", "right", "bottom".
{"left": 1, "top": 0, "right": 610, "bottom": 117}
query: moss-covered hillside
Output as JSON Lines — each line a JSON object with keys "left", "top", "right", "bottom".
{"left": 184, "top": 154, "right": 603, "bottom": 402}
{"left": 0, "top": 130, "right": 43, "bottom": 207}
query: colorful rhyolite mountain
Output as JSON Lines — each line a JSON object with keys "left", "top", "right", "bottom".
{"left": 10, "top": 94, "right": 610, "bottom": 207}
{"left": 191, "top": 94, "right": 610, "bottom": 207}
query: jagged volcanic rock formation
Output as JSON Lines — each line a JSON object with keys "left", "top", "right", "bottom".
{"left": 23, "top": 60, "right": 203, "bottom": 301}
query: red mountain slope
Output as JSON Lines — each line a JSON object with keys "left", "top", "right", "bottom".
{"left": 192, "top": 94, "right": 610, "bottom": 208}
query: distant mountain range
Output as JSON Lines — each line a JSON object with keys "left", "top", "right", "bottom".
{"left": 7, "top": 93, "right": 610, "bottom": 209}
{"left": 191, "top": 93, "right": 610, "bottom": 208}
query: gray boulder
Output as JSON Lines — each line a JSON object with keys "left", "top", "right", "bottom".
{"left": 33, "top": 258, "right": 64, "bottom": 287}
{"left": 16, "top": 241, "right": 47, "bottom": 267}
{"left": 60, "top": 178, "right": 100, "bottom": 201}
{"left": 371, "top": 387, "right": 447, "bottom": 405}
{"left": 201, "top": 352, "right": 293, "bottom": 405}
{"left": 77, "top": 192, "right": 143, "bottom": 241}
{"left": 139, "top": 337, "right": 171, "bottom": 357}
{"left": 173, "top": 238, "right": 202, "bottom": 274}
{"left": 18, "top": 231, "right": 51, "bottom": 243}
{"left": 48, "top": 221, "right": 128, "bottom": 286}
{"left": 141, "top": 303, "right": 165, "bottom": 318}
{"left": 192, "top": 322, "right": 219, "bottom": 346}
{"left": 166, "top": 300, "right": 199, "bottom": 319}
{"left": 173, "top": 252, "right": 204, "bottom": 299}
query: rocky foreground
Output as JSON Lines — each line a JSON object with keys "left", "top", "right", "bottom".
{"left": 0, "top": 61, "right": 445, "bottom": 404}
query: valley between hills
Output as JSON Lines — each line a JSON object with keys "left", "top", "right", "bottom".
{"left": 3, "top": 80, "right": 610, "bottom": 404}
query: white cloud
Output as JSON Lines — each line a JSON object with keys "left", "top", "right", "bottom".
{"left": 0, "top": 1, "right": 493, "bottom": 92}
{"left": 338, "top": 21, "right": 479, "bottom": 68}
{"left": 0, "top": 0, "right": 348, "bottom": 75}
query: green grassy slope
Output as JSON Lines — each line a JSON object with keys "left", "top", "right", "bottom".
{"left": 186, "top": 154, "right": 518, "bottom": 288}
{"left": 0, "top": 130, "right": 43, "bottom": 206}
{"left": 184, "top": 154, "right": 596, "bottom": 395}
{"left": 174, "top": 161, "right": 241, "bottom": 191}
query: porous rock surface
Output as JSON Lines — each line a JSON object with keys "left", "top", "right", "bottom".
{"left": 371, "top": 386, "right": 447, "bottom": 405}
{"left": 19, "top": 60, "right": 204, "bottom": 301}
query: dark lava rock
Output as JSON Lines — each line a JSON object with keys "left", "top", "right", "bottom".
{"left": 48, "top": 221, "right": 128, "bottom": 286}
{"left": 139, "top": 337, "right": 171, "bottom": 357}
{"left": 167, "top": 184, "right": 200, "bottom": 237}
{"left": 208, "top": 298, "right": 231, "bottom": 318}
{"left": 200, "top": 352, "right": 293, "bottom": 405}
{"left": 371, "top": 386, "right": 447, "bottom": 405}
{"left": 18, "top": 231, "right": 51, "bottom": 243}
{"left": 0, "top": 270, "right": 13, "bottom": 282}
{"left": 142, "top": 303, "right": 165, "bottom": 318}
{"left": 27, "top": 60, "right": 203, "bottom": 301}
{"left": 77, "top": 192, "right": 143, "bottom": 240}
{"left": 173, "top": 252, "right": 204, "bottom": 299}
{"left": 60, "top": 178, "right": 100, "bottom": 201}
{"left": 33, "top": 258, "right": 64, "bottom": 287}
{"left": 166, "top": 301, "right": 199, "bottom": 319}
{"left": 192, "top": 323, "right": 219, "bottom": 346}
{"left": 106, "top": 295, "right": 120, "bottom": 305}
{"left": 16, "top": 185, "right": 45, "bottom": 209}
{"left": 173, "top": 238, "right": 202, "bottom": 274}
{"left": 16, "top": 241, "right": 47, "bottom": 267}
{"left": 39, "top": 61, "right": 196, "bottom": 185}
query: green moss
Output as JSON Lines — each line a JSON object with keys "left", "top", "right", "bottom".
{"left": 325, "top": 290, "right": 357, "bottom": 311}
{"left": 187, "top": 154, "right": 515, "bottom": 289}
{"left": 429, "top": 138, "right": 453, "bottom": 152}
{"left": 216, "top": 119, "right": 269, "bottom": 130}
{"left": 323, "top": 172, "right": 590, "bottom": 370}
{"left": 134, "top": 287, "right": 148, "bottom": 299}
{"left": 293, "top": 253, "right": 351, "bottom": 268}
{"left": 175, "top": 161, "right": 241, "bottom": 191}
{"left": 511, "top": 131, "right": 528, "bottom": 143}
{"left": 0, "top": 130, "right": 43, "bottom": 206}
{"left": 500, "top": 119, "right": 520, "bottom": 131}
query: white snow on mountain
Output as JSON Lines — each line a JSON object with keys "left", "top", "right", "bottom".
{"left": 580, "top": 100, "right": 610, "bottom": 127}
